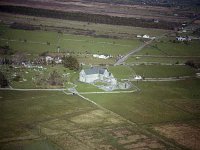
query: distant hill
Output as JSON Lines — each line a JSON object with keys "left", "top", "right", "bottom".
{"left": 85, "top": 0, "right": 200, "bottom": 6}
{"left": 0, "top": 0, "right": 197, "bottom": 30}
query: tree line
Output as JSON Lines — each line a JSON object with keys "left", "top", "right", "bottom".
{"left": 0, "top": 5, "right": 180, "bottom": 30}
{"left": 10, "top": 22, "right": 40, "bottom": 30}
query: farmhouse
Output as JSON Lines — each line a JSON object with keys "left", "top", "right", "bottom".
{"left": 79, "top": 67, "right": 117, "bottom": 84}
{"left": 93, "top": 54, "right": 111, "bottom": 59}
{"left": 134, "top": 75, "right": 142, "bottom": 80}
{"left": 143, "top": 35, "right": 150, "bottom": 39}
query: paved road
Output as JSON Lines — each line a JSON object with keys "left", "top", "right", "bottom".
{"left": 0, "top": 87, "right": 140, "bottom": 94}
{"left": 114, "top": 33, "right": 170, "bottom": 66}
{"left": 114, "top": 39, "right": 154, "bottom": 66}
{"left": 0, "top": 88, "right": 66, "bottom": 91}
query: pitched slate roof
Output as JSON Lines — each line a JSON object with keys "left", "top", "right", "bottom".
{"left": 84, "top": 67, "right": 106, "bottom": 75}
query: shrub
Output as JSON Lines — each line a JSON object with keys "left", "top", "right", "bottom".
{"left": 0, "top": 72, "right": 9, "bottom": 87}
{"left": 63, "top": 56, "right": 79, "bottom": 71}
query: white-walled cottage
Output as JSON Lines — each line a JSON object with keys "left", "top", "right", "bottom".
{"left": 143, "top": 35, "right": 150, "bottom": 39}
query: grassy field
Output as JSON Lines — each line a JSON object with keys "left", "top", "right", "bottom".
{"left": 2, "top": 139, "right": 61, "bottom": 150}
{"left": 1, "top": 80, "right": 199, "bottom": 149}
{"left": 0, "top": 90, "right": 174, "bottom": 150}
{"left": 1, "top": 11, "right": 200, "bottom": 150}
{"left": 126, "top": 56, "right": 200, "bottom": 64}
{"left": 60, "top": 34, "right": 140, "bottom": 55}
{"left": 108, "top": 65, "right": 134, "bottom": 79}
{"left": 131, "top": 65, "right": 196, "bottom": 78}
{"left": 85, "top": 79, "right": 200, "bottom": 124}
{"left": 76, "top": 82, "right": 103, "bottom": 92}
{"left": 0, "top": 12, "right": 169, "bottom": 37}
{"left": 0, "top": 90, "right": 95, "bottom": 139}
{"left": 0, "top": 90, "right": 99, "bottom": 150}
{"left": 0, "top": 24, "right": 142, "bottom": 56}
{"left": 108, "top": 65, "right": 196, "bottom": 79}
{"left": 136, "top": 39, "right": 200, "bottom": 56}
{"left": 0, "top": 26, "right": 58, "bottom": 44}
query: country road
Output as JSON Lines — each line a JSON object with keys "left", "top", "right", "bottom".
{"left": 114, "top": 39, "right": 154, "bottom": 66}
{"left": 0, "top": 88, "right": 67, "bottom": 91}
{"left": 0, "top": 87, "right": 140, "bottom": 94}
{"left": 114, "top": 33, "right": 169, "bottom": 66}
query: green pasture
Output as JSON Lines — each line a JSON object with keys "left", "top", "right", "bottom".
{"left": 1, "top": 139, "right": 60, "bottom": 150}
{"left": 88, "top": 23, "right": 168, "bottom": 37}
{"left": 108, "top": 65, "right": 196, "bottom": 79}
{"left": 0, "top": 13, "right": 169, "bottom": 37}
{"left": 76, "top": 82, "right": 103, "bottom": 92}
{"left": 0, "top": 25, "right": 142, "bottom": 56}
{"left": 158, "top": 40, "right": 200, "bottom": 56}
{"left": 0, "top": 90, "right": 95, "bottom": 139}
{"left": 132, "top": 65, "right": 196, "bottom": 78}
{"left": 85, "top": 79, "right": 200, "bottom": 124}
{"left": 108, "top": 65, "right": 134, "bottom": 79}
{"left": 0, "top": 28, "right": 59, "bottom": 44}
{"left": 126, "top": 56, "right": 200, "bottom": 64}
{"left": 135, "top": 45, "right": 165, "bottom": 56}
{"left": 136, "top": 40, "right": 200, "bottom": 56}
{"left": 0, "top": 40, "right": 56, "bottom": 55}
{"left": 56, "top": 34, "right": 140, "bottom": 55}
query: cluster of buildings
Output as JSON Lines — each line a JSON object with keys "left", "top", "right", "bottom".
{"left": 45, "top": 56, "right": 62, "bottom": 64}
{"left": 79, "top": 67, "right": 117, "bottom": 85}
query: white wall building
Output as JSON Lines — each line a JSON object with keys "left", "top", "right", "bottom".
{"left": 79, "top": 67, "right": 117, "bottom": 84}
{"left": 143, "top": 35, "right": 150, "bottom": 39}
{"left": 93, "top": 54, "right": 110, "bottom": 59}
{"left": 136, "top": 35, "right": 142, "bottom": 38}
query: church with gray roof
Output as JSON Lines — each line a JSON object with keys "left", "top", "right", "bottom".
{"left": 79, "top": 67, "right": 117, "bottom": 85}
